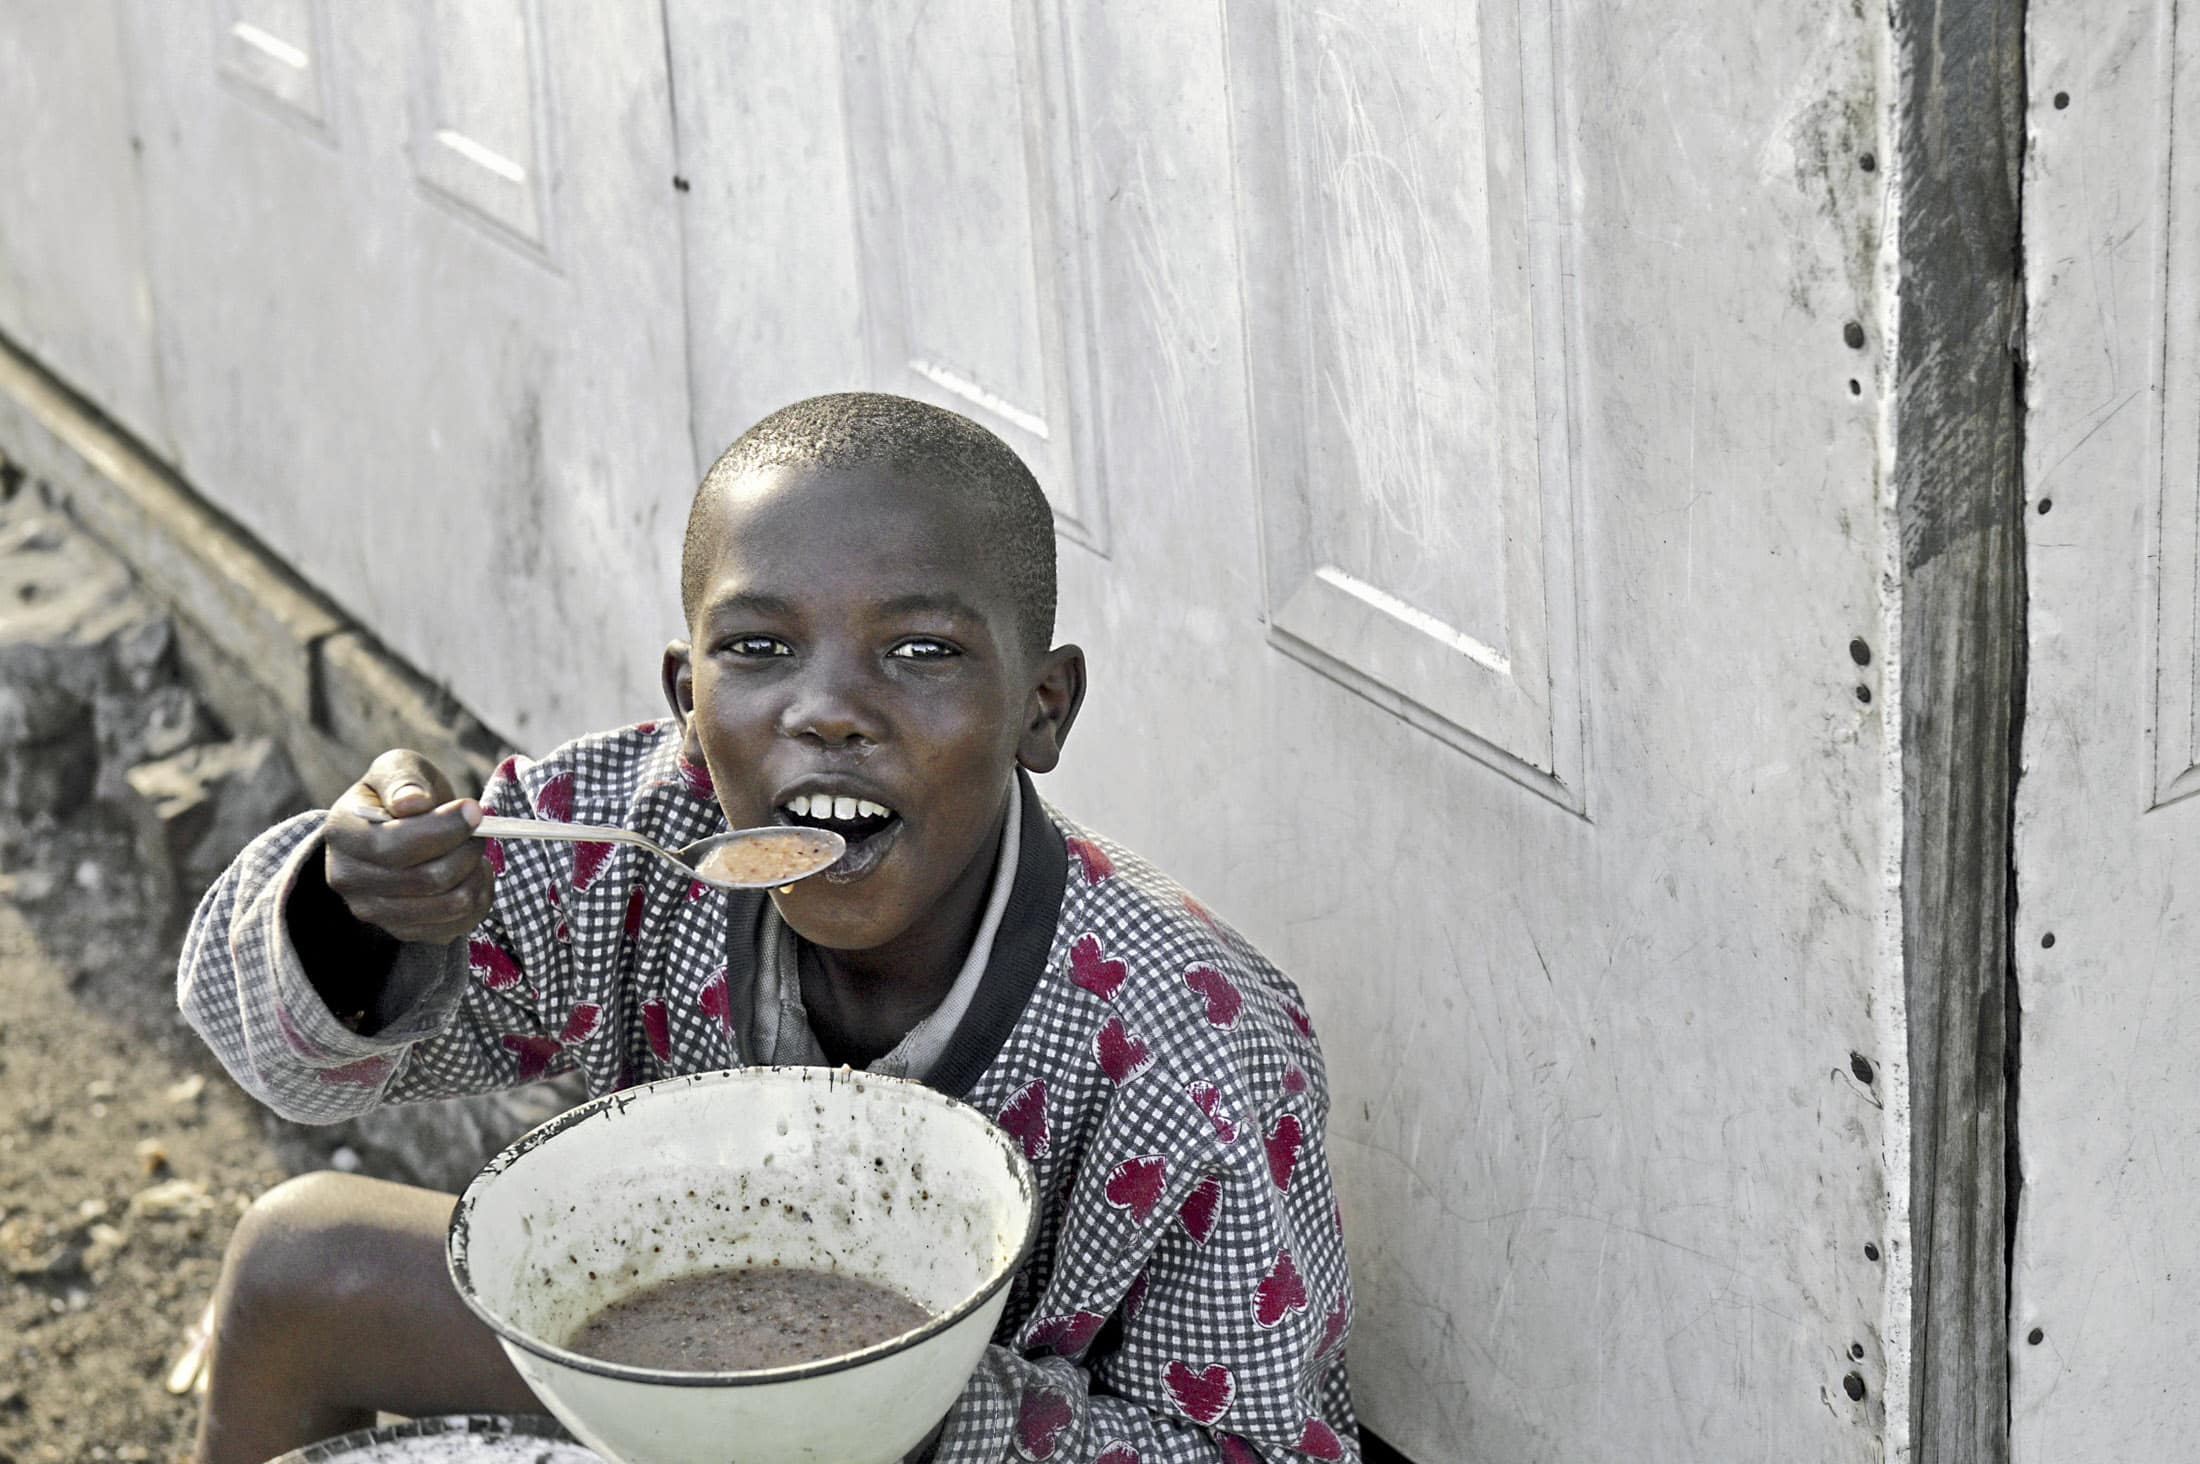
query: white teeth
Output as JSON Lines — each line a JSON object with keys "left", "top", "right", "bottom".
{"left": 783, "top": 793, "right": 895, "bottom": 822}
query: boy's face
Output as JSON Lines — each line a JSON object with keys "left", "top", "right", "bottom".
{"left": 667, "top": 461, "right": 1082, "bottom": 956}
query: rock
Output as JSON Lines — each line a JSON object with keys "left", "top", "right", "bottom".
{"left": 0, "top": 869, "right": 57, "bottom": 903}
{"left": 162, "top": 1074, "right": 205, "bottom": 1107}
{"left": 124, "top": 737, "right": 305, "bottom": 906}
{"left": 134, "top": 1138, "right": 169, "bottom": 1175}
{"left": 0, "top": 685, "right": 94, "bottom": 820}
{"left": 126, "top": 1178, "right": 212, "bottom": 1223}
{"left": 80, "top": 1223, "right": 127, "bottom": 1273}
{"left": 72, "top": 1199, "right": 105, "bottom": 1223}
{"left": 329, "top": 1145, "right": 362, "bottom": 1173}
{"left": 6, "top": 1243, "right": 83, "bottom": 1283}
{"left": 84, "top": 1079, "right": 114, "bottom": 1101}
{"left": 92, "top": 684, "right": 211, "bottom": 802}
{"left": 0, "top": 678, "right": 78, "bottom": 745}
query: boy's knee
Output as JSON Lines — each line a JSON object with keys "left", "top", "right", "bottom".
{"left": 219, "top": 1170, "right": 408, "bottom": 1324}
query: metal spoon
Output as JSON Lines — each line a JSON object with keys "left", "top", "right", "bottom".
{"left": 473, "top": 816, "right": 845, "bottom": 891}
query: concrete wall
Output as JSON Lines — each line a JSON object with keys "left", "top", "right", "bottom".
{"left": 0, "top": 4, "right": 1913, "bottom": 1459}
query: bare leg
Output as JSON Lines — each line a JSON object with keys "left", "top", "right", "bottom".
{"left": 195, "top": 1171, "right": 544, "bottom": 1464}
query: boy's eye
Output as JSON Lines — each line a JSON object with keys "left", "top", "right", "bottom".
{"left": 889, "top": 638, "right": 958, "bottom": 662}
{"left": 723, "top": 636, "right": 791, "bottom": 658}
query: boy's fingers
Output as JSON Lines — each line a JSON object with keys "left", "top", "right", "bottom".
{"left": 359, "top": 750, "right": 458, "bottom": 820}
{"left": 338, "top": 859, "right": 494, "bottom": 946}
{"left": 331, "top": 839, "right": 490, "bottom": 902}
{"left": 326, "top": 799, "right": 482, "bottom": 873}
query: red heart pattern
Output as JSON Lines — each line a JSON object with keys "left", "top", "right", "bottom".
{"left": 677, "top": 755, "right": 713, "bottom": 799}
{"left": 1023, "top": 1308, "right": 1107, "bottom": 1358}
{"left": 1182, "top": 964, "right": 1242, "bottom": 1028}
{"left": 1123, "top": 1268, "right": 1150, "bottom": 1322}
{"left": 1265, "top": 1112, "right": 1304, "bottom": 1192}
{"left": 640, "top": 999, "right": 670, "bottom": 1061}
{"left": 1094, "top": 1017, "right": 1153, "bottom": 1086}
{"left": 1283, "top": 1063, "right": 1308, "bottom": 1096}
{"left": 1254, "top": 1246, "right": 1309, "bottom": 1328}
{"left": 557, "top": 1003, "right": 601, "bottom": 1046}
{"left": 1065, "top": 835, "right": 1115, "bottom": 885}
{"left": 1186, "top": 1081, "right": 1238, "bottom": 1143}
{"left": 1297, "top": 1419, "right": 1346, "bottom": 1460}
{"left": 1094, "top": 1445, "right": 1140, "bottom": 1464}
{"left": 1015, "top": 1386, "right": 1074, "bottom": 1461}
{"left": 273, "top": 1002, "right": 325, "bottom": 1059}
{"left": 997, "top": 1078, "right": 1050, "bottom": 1160}
{"left": 572, "top": 840, "right": 613, "bottom": 891}
{"left": 468, "top": 938, "right": 524, "bottom": 991}
{"left": 1215, "top": 1437, "right": 1259, "bottom": 1464}
{"left": 1069, "top": 933, "right": 1127, "bottom": 1000}
{"left": 622, "top": 886, "right": 645, "bottom": 939}
{"left": 1181, "top": 892, "right": 1221, "bottom": 933}
{"left": 697, "top": 969, "right": 731, "bottom": 1033}
{"left": 1162, "top": 1360, "right": 1235, "bottom": 1424}
{"left": 482, "top": 835, "right": 506, "bottom": 876}
{"left": 501, "top": 1033, "right": 563, "bottom": 1082}
{"left": 1177, "top": 1174, "right": 1223, "bottom": 1244}
{"left": 544, "top": 882, "right": 569, "bottom": 944}
{"left": 1316, "top": 1293, "right": 1349, "bottom": 1359}
{"left": 1103, "top": 1154, "right": 1166, "bottom": 1222}
{"left": 536, "top": 769, "right": 574, "bottom": 822}
{"left": 314, "top": 1055, "right": 392, "bottom": 1088}
{"left": 1284, "top": 1001, "right": 1314, "bottom": 1040}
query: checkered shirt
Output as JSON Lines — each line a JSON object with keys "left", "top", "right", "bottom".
{"left": 177, "top": 721, "right": 1358, "bottom": 1462}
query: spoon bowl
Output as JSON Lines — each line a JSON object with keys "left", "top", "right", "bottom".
{"left": 474, "top": 817, "right": 844, "bottom": 891}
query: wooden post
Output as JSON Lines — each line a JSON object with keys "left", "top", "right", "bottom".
{"left": 1891, "top": 0, "right": 2027, "bottom": 1457}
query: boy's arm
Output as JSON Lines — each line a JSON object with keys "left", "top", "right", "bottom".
{"left": 930, "top": 1057, "right": 1357, "bottom": 1463}
{"left": 177, "top": 753, "right": 579, "bottom": 1123}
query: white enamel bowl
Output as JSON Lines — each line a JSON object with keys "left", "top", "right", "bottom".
{"left": 448, "top": 1068, "right": 1038, "bottom": 1464}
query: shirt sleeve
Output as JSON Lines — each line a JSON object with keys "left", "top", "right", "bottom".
{"left": 175, "top": 757, "right": 585, "bottom": 1124}
{"left": 929, "top": 1055, "right": 1357, "bottom": 1463}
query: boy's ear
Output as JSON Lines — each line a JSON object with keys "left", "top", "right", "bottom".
{"left": 1016, "top": 644, "right": 1087, "bottom": 775}
{"left": 660, "top": 641, "right": 704, "bottom": 762}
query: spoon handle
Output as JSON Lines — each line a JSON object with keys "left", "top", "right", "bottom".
{"left": 474, "top": 816, "right": 652, "bottom": 850}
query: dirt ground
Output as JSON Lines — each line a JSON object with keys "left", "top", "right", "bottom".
{"left": 0, "top": 820, "right": 291, "bottom": 1464}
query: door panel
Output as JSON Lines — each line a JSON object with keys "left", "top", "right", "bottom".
{"left": 118, "top": 2, "right": 695, "bottom": 744}
{"left": 1226, "top": 0, "right": 1580, "bottom": 803}
{"left": 0, "top": 0, "right": 167, "bottom": 448}
{"left": 839, "top": 0, "right": 1109, "bottom": 549}
{"left": 2014, "top": 0, "right": 2200, "bottom": 1456}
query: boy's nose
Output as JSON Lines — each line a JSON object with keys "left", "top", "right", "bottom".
{"left": 778, "top": 662, "right": 883, "bottom": 747}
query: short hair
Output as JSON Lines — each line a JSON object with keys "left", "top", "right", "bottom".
{"left": 681, "top": 392, "right": 1057, "bottom": 655}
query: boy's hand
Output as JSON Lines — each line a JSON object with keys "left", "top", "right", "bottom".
{"left": 324, "top": 750, "right": 493, "bottom": 946}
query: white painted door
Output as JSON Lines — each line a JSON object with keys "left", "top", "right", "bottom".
{"left": 671, "top": 3, "right": 1902, "bottom": 1458}
{"left": 2014, "top": 0, "right": 2200, "bottom": 1457}
{"left": 114, "top": 1, "right": 699, "bottom": 746}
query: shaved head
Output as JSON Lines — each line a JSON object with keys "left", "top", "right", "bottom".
{"left": 681, "top": 393, "right": 1058, "bottom": 655}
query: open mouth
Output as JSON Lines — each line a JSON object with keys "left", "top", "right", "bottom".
{"left": 777, "top": 792, "right": 903, "bottom": 882}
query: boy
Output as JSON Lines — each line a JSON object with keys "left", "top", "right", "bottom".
{"left": 180, "top": 394, "right": 1357, "bottom": 1463}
